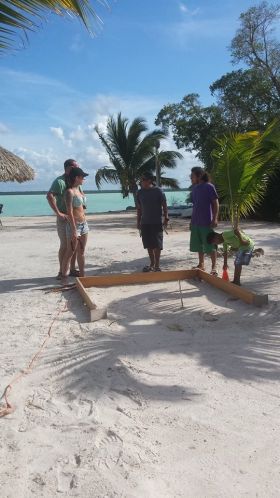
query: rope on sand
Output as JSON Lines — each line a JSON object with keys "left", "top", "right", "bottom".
{"left": 0, "top": 288, "right": 74, "bottom": 418}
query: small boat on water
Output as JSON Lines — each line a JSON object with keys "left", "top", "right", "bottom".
{"left": 168, "top": 203, "right": 193, "bottom": 218}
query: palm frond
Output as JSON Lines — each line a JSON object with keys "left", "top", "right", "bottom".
{"left": 95, "top": 167, "right": 119, "bottom": 189}
{"left": 212, "top": 121, "right": 280, "bottom": 225}
{"left": 0, "top": 0, "right": 109, "bottom": 53}
{"left": 160, "top": 176, "right": 180, "bottom": 189}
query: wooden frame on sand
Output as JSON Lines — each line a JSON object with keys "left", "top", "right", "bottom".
{"left": 75, "top": 269, "right": 268, "bottom": 322}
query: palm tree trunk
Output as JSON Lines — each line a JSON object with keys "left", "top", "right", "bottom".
{"left": 129, "top": 182, "right": 139, "bottom": 207}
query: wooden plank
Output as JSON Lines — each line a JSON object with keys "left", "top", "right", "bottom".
{"left": 76, "top": 277, "right": 107, "bottom": 321}
{"left": 79, "top": 269, "right": 197, "bottom": 288}
{"left": 76, "top": 277, "right": 97, "bottom": 310}
{"left": 197, "top": 270, "right": 268, "bottom": 306}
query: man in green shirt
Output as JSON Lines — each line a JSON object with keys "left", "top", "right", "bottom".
{"left": 207, "top": 228, "right": 254, "bottom": 285}
{"left": 46, "top": 159, "right": 80, "bottom": 279}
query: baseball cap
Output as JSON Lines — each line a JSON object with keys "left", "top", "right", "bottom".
{"left": 141, "top": 171, "right": 154, "bottom": 181}
{"left": 68, "top": 167, "right": 89, "bottom": 181}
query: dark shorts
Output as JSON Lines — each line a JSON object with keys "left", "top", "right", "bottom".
{"left": 190, "top": 225, "right": 215, "bottom": 253}
{"left": 141, "top": 224, "right": 163, "bottom": 249}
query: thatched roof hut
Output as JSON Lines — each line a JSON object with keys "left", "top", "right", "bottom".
{"left": 0, "top": 146, "right": 35, "bottom": 183}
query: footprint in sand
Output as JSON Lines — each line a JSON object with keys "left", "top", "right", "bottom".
{"left": 95, "top": 428, "right": 124, "bottom": 470}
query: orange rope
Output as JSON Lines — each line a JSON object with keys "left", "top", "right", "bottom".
{"left": 0, "top": 296, "right": 70, "bottom": 418}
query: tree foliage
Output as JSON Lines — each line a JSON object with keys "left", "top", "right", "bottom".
{"left": 95, "top": 113, "right": 181, "bottom": 204}
{"left": 210, "top": 69, "right": 279, "bottom": 130}
{"left": 211, "top": 120, "right": 280, "bottom": 226}
{"left": 155, "top": 2, "right": 280, "bottom": 219}
{"left": 155, "top": 94, "right": 228, "bottom": 171}
{"left": 230, "top": 1, "right": 280, "bottom": 98}
{"left": 0, "top": 0, "right": 108, "bottom": 53}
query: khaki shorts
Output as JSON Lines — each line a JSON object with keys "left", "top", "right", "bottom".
{"left": 56, "top": 216, "right": 67, "bottom": 246}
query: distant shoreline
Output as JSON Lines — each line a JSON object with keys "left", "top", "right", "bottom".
{"left": 0, "top": 188, "right": 189, "bottom": 195}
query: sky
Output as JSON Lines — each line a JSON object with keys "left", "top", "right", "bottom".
{"left": 0, "top": 0, "right": 260, "bottom": 191}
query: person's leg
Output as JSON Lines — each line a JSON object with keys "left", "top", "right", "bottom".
{"left": 210, "top": 250, "right": 217, "bottom": 273}
{"left": 198, "top": 252, "right": 205, "bottom": 270}
{"left": 76, "top": 233, "right": 88, "bottom": 277}
{"left": 154, "top": 224, "right": 163, "bottom": 270}
{"left": 70, "top": 251, "right": 78, "bottom": 274}
{"left": 202, "top": 227, "right": 217, "bottom": 274}
{"left": 147, "top": 248, "right": 155, "bottom": 268}
{"left": 154, "top": 248, "right": 161, "bottom": 269}
{"left": 190, "top": 225, "right": 205, "bottom": 269}
{"left": 61, "top": 238, "right": 77, "bottom": 282}
{"left": 233, "top": 265, "right": 242, "bottom": 285}
{"left": 56, "top": 217, "right": 68, "bottom": 275}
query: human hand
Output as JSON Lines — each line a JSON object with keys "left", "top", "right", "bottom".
{"left": 58, "top": 212, "right": 68, "bottom": 221}
{"left": 211, "top": 218, "right": 218, "bottom": 228}
{"left": 234, "top": 228, "right": 241, "bottom": 236}
{"left": 163, "top": 217, "right": 169, "bottom": 228}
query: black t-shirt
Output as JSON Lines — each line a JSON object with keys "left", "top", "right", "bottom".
{"left": 137, "top": 187, "right": 166, "bottom": 224}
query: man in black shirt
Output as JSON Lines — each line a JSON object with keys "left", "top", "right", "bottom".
{"left": 136, "top": 172, "right": 169, "bottom": 272}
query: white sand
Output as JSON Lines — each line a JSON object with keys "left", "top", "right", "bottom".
{"left": 0, "top": 213, "right": 280, "bottom": 497}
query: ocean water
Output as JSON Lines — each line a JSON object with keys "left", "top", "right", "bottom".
{"left": 0, "top": 191, "right": 188, "bottom": 217}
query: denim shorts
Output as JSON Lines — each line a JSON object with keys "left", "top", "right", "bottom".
{"left": 234, "top": 249, "right": 253, "bottom": 266}
{"left": 66, "top": 220, "right": 89, "bottom": 238}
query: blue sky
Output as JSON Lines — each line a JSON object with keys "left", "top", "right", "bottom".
{"left": 0, "top": 0, "right": 260, "bottom": 191}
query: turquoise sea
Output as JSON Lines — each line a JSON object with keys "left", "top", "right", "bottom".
{"left": 0, "top": 191, "right": 188, "bottom": 217}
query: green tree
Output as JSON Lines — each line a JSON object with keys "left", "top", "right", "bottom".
{"left": 210, "top": 69, "right": 280, "bottom": 130}
{"left": 211, "top": 120, "right": 280, "bottom": 227}
{"left": 0, "top": 0, "right": 108, "bottom": 52}
{"left": 95, "top": 113, "right": 181, "bottom": 205}
{"left": 155, "top": 93, "right": 228, "bottom": 171}
{"left": 230, "top": 1, "right": 280, "bottom": 98}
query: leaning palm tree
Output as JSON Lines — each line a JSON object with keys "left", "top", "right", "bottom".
{"left": 211, "top": 119, "right": 280, "bottom": 228}
{"left": 95, "top": 113, "right": 181, "bottom": 205}
{"left": 0, "top": 0, "right": 109, "bottom": 53}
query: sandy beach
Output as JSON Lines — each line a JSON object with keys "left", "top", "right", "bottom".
{"left": 1, "top": 212, "right": 280, "bottom": 497}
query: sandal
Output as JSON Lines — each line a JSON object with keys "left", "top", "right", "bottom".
{"left": 210, "top": 269, "right": 218, "bottom": 277}
{"left": 154, "top": 267, "right": 161, "bottom": 272}
{"left": 192, "top": 265, "right": 205, "bottom": 271}
{"left": 142, "top": 266, "right": 154, "bottom": 272}
{"left": 69, "top": 269, "right": 80, "bottom": 277}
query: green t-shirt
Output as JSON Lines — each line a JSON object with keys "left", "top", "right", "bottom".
{"left": 222, "top": 229, "right": 254, "bottom": 252}
{"left": 49, "top": 174, "right": 67, "bottom": 214}
{"left": 49, "top": 175, "right": 83, "bottom": 214}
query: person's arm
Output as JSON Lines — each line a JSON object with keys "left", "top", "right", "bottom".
{"left": 211, "top": 198, "right": 219, "bottom": 228}
{"left": 136, "top": 194, "right": 142, "bottom": 229}
{"left": 65, "top": 190, "right": 76, "bottom": 242}
{"left": 162, "top": 198, "right": 169, "bottom": 227}
{"left": 234, "top": 228, "right": 250, "bottom": 247}
{"left": 46, "top": 191, "right": 66, "bottom": 220}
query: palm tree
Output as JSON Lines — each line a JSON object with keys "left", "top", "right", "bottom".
{"left": 211, "top": 119, "right": 280, "bottom": 227}
{"left": 0, "top": 0, "right": 108, "bottom": 53}
{"left": 95, "top": 113, "right": 182, "bottom": 205}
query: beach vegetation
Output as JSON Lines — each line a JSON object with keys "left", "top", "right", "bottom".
{"left": 0, "top": 0, "right": 108, "bottom": 53}
{"left": 95, "top": 113, "right": 182, "bottom": 205}
{"left": 211, "top": 119, "right": 280, "bottom": 226}
{"left": 155, "top": 1, "right": 280, "bottom": 220}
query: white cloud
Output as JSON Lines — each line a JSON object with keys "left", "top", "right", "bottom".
{"left": 50, "top": 126, "right": 64, "bottom": 140}
{"left": 0, "top": 122, "right": 9, "bottom": 134}
{"left": 0, "top": 68, "right": 198, "bottom": 191}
